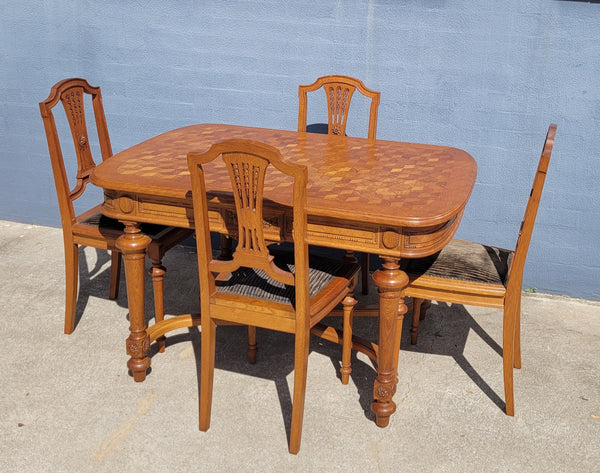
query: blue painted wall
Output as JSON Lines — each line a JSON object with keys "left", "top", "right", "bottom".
{"left": 1, "top": 1, "right": 599, "bottom": 300}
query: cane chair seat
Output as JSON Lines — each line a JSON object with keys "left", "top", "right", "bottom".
{"left": 216, "top": 253, "right": 359, "bottom": 306}
{"left": 404, "top": 240, "right": 512, "bottom": 287}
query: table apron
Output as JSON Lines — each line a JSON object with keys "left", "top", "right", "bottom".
{"left": 102, "top": 190, "right": 462, "bottom": 258}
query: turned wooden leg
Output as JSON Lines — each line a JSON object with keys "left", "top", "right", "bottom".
{"left": 340, "top": 294, "right": 358, "bottom": 385}
{"left": 371, "top": 257, "right": 408, "bottom": 427}
{"left": 117, "top": 222, "right": 152, "bottom": 382}
{"left": 150, "top": 260, "right": 167, "bottom": 353}
{"left": 247, "top": 326, "right": 257, "bottom": 364}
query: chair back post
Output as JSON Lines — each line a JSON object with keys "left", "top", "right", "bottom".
{"left": 505, "top": 124, "right": 557, "bottom": 295}
{"left": 186, "top": 152, "right": 217, "bottom": 306}
{"left": 367, "top": 89, "right": 381, "bottom": 141}
{"left": 290, "top": 155, "right": 310, "bottom": 328}
{"left": 298, "top": 75, "right": 380, "bottom": 142}
{"left": 90, "top": 86, "right": 113, "bottom": 162}
{"left": 40, "top": 94, "right": 74, "bottom": 230}
{"left": 297, "top": 88, "right": 309, "bottom": 134}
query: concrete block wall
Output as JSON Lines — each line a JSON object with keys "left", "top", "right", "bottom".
{"left": 1, "top": 1, "right": 599, "bottom": 300}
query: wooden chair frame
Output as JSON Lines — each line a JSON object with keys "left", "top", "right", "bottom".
{"left": 39, "top": 78, "right": 192, "bottom": 335}
{"left": 298, "top": 74, "right": 380, "bottom": 141}
{"left": 402, "top": 124, "right": 557, "bottom": 416}
{"left": 188, "top": 139, "right": 358, "bottom": 454}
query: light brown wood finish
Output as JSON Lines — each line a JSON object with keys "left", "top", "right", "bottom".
{"left": 39, "top": 78, "right": 192, "bottom": 336}
{"left": 188, "top": 139, "right": 359, "bottom": 453}
{"left": 91, "top": 123, "right": 477, "bottom": 427}
{"left": 298, "top": 75, "right": 381, "bottom": 294}
{"left": 401, "top": 124, "right": 557, "bottom": 416}
{"left": 298, "top": 74, "right": 380, "bottom": 141}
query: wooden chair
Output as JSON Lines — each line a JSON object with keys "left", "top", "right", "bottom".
{"left": 298, "top": 74, "right": 380, "bottom": 294}
{"left": 39, "top": 78, "right": 193, "bottom": 336}
{"left": 187, "top": 139, "right": 359, "bottom": 454}
{"left": 401, "top": 124, "right": 557, "bottom": 416}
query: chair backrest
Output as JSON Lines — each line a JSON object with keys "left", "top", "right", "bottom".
{"left": 187, "top": 139, "right": 311, "bottom": 317}
{"left": 298, "top": 75, "right": 380, "bottom": 141}
{"left": 39, "top": 78, "right": 112, "bottom": 227}
{"left": 506, "top": 124, "right": 557, "bottom": 294}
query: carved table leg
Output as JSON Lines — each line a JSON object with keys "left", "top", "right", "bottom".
{"left": 371, "top": 257, "right": 408, "bottom": 427}
{"left": 117, "top": 222, "right": 152, "bottom": 382}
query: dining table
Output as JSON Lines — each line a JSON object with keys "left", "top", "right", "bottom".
{"left": 91, "top": 123, "right": 477, "bottom": 428}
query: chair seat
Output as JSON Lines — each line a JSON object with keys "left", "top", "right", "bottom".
{"left": 216, "top": 252, "right": 359, "bottom": 305}
{"left": 404, "top": 239, "right": 513, "bottom": 286}
{"left": 79, "top": 211, "right": 183, "bottom": 240}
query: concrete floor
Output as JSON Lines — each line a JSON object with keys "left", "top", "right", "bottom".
{"left": 1, "top": 220, "right": 599, "bottom": 472}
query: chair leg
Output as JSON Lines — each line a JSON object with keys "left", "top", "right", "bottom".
{"left": 513, "top": 293, "right": 522, "bottom": 369}
{"left": 361, "top": 253, "right": 370, "bottom": 295}
{"left": 289, "top": 329, "right": 310, "bottom": 454}
{"left": 109, "top": 250, "right": 121, "bottom": 300}
{"left": 410, "top": 298, "right": 424, "bottom": 345}
{"left": 410, "top": 298, "right": 431, "bottom": 345}
{"left": 199, "top": 318, "right": 217, "bottom": 431}
{"left": 340, "top": 295, "right": 357, "bottom": 385}
{"left": 392, "top": 303, "right": 406, "bottom": 381}
{"left": 247, "top": 326, "right": 257, "bottom": 364}
{"left": 502, "top": 307, "right": 516, "bottom": 416}
{"left": 64, "top": 243, "right": 79, "bottom": 334}
{"left": 420, "top": 300, "right": 431, "bottom": 319}
{"left": 150, "top": 260, "right": 167, "bottom": 353}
